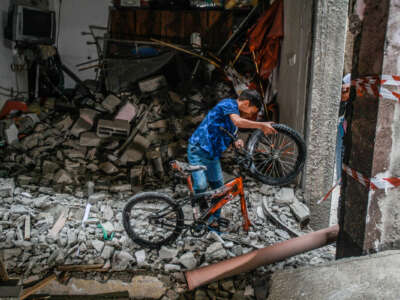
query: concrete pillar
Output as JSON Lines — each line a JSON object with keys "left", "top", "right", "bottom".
{"left": 304, "top": 0, "right": 349, "bottom": 229}
{"left": 337, "top": 0, "right": 400, "bottom": 257}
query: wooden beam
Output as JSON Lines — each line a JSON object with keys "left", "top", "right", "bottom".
{"left": 57, "top": 264, "right": 104, "bottom": 272}
{"left": 20, "top": 273, "right": 57, "bottom": 300}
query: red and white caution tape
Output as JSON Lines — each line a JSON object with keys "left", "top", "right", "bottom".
{"left": 317, "top": 179, "right": 341, "bottom": 204}
{"left": 350, "top": 75, "right": 400, "bottom": 102}
{"left": 318, "top": 164, "right": 400, "bottom": 203}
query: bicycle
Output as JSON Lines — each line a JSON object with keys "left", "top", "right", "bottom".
{"left": 122, "top": 124, "right": 306, "bottom": 249}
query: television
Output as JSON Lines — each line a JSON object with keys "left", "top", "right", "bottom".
{"left": 10, "top": 5, "right": 56, "bottom": 45}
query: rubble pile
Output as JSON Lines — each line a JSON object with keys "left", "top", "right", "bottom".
{"left": 0, "top": 174, "right": 334, "bottom": 299}
{"left": 0, "top": 76, "right": 334, "bottom": 299}
{"left": 0, "top": 77, "right": 235, "bottom": 194}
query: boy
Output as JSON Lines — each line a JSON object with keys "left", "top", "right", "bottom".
{"left": 188, "top": 89, "right": 276, "bottom": 220}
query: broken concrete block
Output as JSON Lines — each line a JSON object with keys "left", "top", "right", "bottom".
{"left": 80, "top": 132, "right": 101, "bottom": 147}
{"left": 91, "top": 240, "right": 104, "bottom": 253}
{"left": 18, "top": 175, "right": 33, "bottom": 185}
{"left": 64, "top": 149, "right": 87, "bottom": 160}
{"left": 0, "top": 178, "right": 14, "bottom": 197}
{"left": 64, "top": 159, "right": 81, "bottom": 171}
{"left": 289, "top": 198, "right": 310, "bottom": 224}
{"left": 115, "top": 102, "right": 137, "bottom": 122}
{"left": 121, "top": 147, "right": 143, "bottom": 164}
{"left": 133, "top": 134, "right": 151, "bottom": 150}
{"left": 101, "top": 245, "right": 114, "bottom": 259}
{"left": 159, "top": 246, "right": 179, "bottom": 260}
{"left": 148, "top": 119, "right": 168, "bottom": 129}
{"left": 276, "top": 187, "right": 296, "bottom": 204}
{"left": 54, "top": 169, "right": 73, "bottom": 184}
{"left": 55, "top": 115, "right": 73, "bottom": 131}
{"left": 138, "top": 75, "right": 167, "bottom": 93}
{"left": 87, "top": 163, "right": 99, "bottom": 172}
{"left": 99, "top": 162, "right": 118, "bottom": 174}
{"left": 97, "top": 119, "right": 130, "bottom": 138}
{"left": 110, "top": 184, "right": 131, "bottom": 193}
{"left": 42, "top": 161, "right": 59, "bottom": 174}
{"left": 102, "top": 94, "right": 121, "bottom": 112}
{"left": 131, "top": 276, "right": 166, "bottom": 299}
{"left": 70, "top": 118, "right": 92, "bottom": 137}
{"left": 135, "top": 250, "right": 146, "bottom": 267}
{"left": 112, "top": 251, "right": 135, "bottom": 271}
{"left": 21, "top": 133, "right": 40, "bottom": 150}
{"left": 80, "top": 108, "right": 98, "bottom": 125}
{"left": 179, "top": 252, "right": 197, "bottom": 269}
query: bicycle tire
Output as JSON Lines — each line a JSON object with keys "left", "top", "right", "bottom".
{"left": 122, "top": 192, "right": 184, "bottom": 249}
{"left": 246, "top": 124, "right": 306, "bottom": 186}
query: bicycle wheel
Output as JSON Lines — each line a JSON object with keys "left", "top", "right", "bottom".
{"left": 122, "top": 192, "right": 184, "bottom": 249}
{"left": 246, "top": 124, "right": 306, "bottom": 186}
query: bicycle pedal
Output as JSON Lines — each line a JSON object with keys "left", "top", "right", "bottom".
{"left": 217, "top": 217, "right": 230, "bottom": 228}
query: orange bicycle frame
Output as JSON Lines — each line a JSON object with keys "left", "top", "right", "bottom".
{"left": 187, "top": 176, "right": 251, "bottom": 232}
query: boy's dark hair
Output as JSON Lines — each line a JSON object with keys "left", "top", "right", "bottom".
{"left": 238, "top": 89, "right": 262, "bottom": 110}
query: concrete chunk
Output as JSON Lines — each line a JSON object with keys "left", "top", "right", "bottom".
{"left": 102, "top": 94, "right": 121, "bottom": 112}
{"left": 268, "top": 251, "right": 400, "bottom": 300}
{"left": 70, "top": 118, "right": 92, "bottom": 137}
{"left": 99, "top": 162, "right": 118, "bottom": 174}
{"left": 54, "top": 169, "right": 73, "bottom": 184}
{"left": 289, "top": 198, "right": 310, "bottom": 224}
{"left": 80, "top": 132, "right": 101, "bottom": 147}
{"left": 275, "top": 187, "right": 295, "bottom": 204}
{"left": 0, "top": 178, "right": 14, "bottom": 197}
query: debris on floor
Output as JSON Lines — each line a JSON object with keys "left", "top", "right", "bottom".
{"left": 0, "top": 175, "right": 334, "bottom": 299}
{"left": 0, "top": 78, "right": 333, "bottom": 299}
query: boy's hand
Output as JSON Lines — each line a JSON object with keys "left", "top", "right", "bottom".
{"left": 260, "top": 122, "right": 277, "bottom": 135}
{"left": 234, "top": 139, "right": 244, "bottom": 149}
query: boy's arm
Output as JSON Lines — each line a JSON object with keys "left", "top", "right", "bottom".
{"left": 230, "top": 114, "right": 276, "bottom": 135}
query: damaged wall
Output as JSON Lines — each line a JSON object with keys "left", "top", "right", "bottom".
{"left": 363, "top": 0, "right": 400, "bottom": 252}
{"left": 53, "top": 0, "right": 110, "bottom": 88}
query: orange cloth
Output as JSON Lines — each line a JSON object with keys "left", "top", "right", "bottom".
{"left": 248, "top": 0, "right": 284, "bottom": 80}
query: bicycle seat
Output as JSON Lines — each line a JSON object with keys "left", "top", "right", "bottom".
{"left": 170, "top": 160, "right": 207, "bottom": 175}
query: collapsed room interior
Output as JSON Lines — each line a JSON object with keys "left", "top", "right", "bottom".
{"left": 1, "top": 0, "right": 400, "bottom": 299}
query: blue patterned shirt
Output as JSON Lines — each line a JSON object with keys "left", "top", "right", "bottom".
{"left": 189, "top": 98, "right": 239, "bottom": 158}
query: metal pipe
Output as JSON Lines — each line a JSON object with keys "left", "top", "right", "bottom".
{"left": 185, "top": 225, "right": 339, "bottom": 290}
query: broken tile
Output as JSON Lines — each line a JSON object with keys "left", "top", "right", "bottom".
{"left": 115, "top": 102, "right": 137, "bottom": 122}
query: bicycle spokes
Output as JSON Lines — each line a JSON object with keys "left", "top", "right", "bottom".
{"left": 253, "top": 131, "right": 300, "bottom": 178}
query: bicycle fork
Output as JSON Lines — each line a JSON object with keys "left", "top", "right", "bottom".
{"left": 223, "top": 176, "right": 252, "bottom": 231}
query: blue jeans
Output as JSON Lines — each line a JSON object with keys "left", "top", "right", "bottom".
{"left": 187, "top": 143, "right": 224, "bottom": 218}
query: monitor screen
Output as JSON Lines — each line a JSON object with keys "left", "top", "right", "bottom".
{"left": 22, "top": 8, "right": 52, "bottom": 38}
